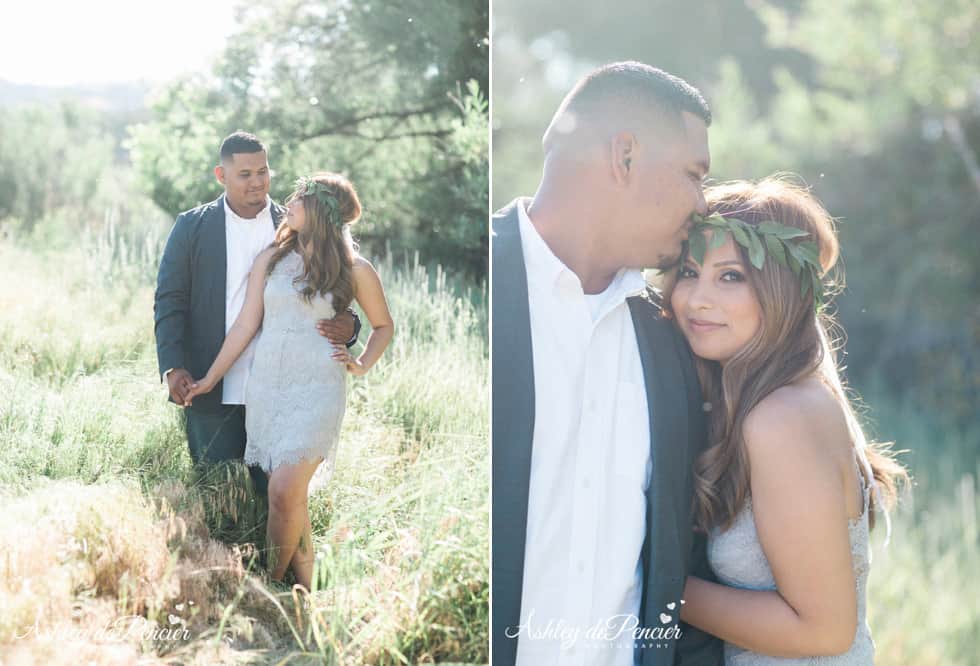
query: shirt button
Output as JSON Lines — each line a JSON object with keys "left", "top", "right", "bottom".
{"left": 576, "top": 560, "right": 585, "bottom": 573}
{"left": 582, "top": 477, "right": 591, "bottom": 489}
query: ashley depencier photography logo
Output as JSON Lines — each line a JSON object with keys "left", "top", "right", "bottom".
{"left": 505, "top": 600, "right": 687, "bottom": 651}
{"left": 12, "top": 600, "right": 221, "bottom": 645}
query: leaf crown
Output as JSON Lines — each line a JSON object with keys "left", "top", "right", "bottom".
{"left": 687, "top": 212, "right": 826, "bottom": 311}
{"left": 295, "top": 176, "right": 344, "bottom": 227}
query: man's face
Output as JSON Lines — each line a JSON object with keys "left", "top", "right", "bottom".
{"left": 617, "top": 111, "right": 709, "bottom": 270}
{"left": 216, "top": 151, "right": 270, "bottom": 212}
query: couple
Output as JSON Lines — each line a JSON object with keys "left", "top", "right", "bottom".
{"left": 492, "top": 62, "right": 906, "bottom": 664}
{"left": 154, "top": 132, "right": 393, "bottom": 591}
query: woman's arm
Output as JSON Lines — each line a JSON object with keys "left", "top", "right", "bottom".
{"left": 679, "top": 389, "right": 859, "bottom": 658}
{"left": 332, "top": 256, "right": 393, "bottom": 375}
{"left": 184, "top": 248, "right": 275, "bottom": 404}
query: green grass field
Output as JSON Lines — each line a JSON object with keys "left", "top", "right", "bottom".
{"left": 1, "top": 212, "right": 977, "bottom": 665}
{"left": 0, "top": 218, "right": 488, "bottom": 665}
{"left": 856, "top": 391, "right": 980, "bottom": 665}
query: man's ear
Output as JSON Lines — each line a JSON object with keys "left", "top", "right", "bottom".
{"left": 214, "top": 164, "right": 226, "bottom": 186}
{"left": 611, "top": 131, "right": 635, "bottom": 186}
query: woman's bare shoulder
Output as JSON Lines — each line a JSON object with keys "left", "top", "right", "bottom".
{"left": 743, "top": 378, "right": 849, "bottom": 465}
{"left": 352, "top": 254, "right": 375, "bottom": 271}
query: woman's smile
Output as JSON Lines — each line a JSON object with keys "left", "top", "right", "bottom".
{"left": 687, "top": 317, "right": 725, "bottom": 333}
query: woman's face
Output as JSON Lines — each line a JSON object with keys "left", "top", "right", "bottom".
{"left": 670, "top": 235, "right": 763, "bottom": 364}
{"left": 284, "top": 196, "right": 307, "bottom": 232}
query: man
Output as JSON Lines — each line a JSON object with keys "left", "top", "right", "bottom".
{"left": 154, "top": 131, "right": 358, "bottom": 495}
{"left": 492, "top": 63, "right": 723, "bottom": 665}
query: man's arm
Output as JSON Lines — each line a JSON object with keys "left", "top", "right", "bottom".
{"left": 674, "top": 530, "right": 724, "bottom": 665}
{"left": 674, "top": 325, "right": 724, "bottom": 666}
{"left": 154, "top": 214, "right": 191, "bottom": 383}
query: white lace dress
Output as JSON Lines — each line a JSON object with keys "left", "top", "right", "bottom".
{"left": 706, "top": 455, "right": 875, "bottom": 664}
{"left": 243, "top": 250, "right": 346, "bottom": 475}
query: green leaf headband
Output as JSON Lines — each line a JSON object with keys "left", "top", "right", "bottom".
{"left": 294, "top": 176, "right": 344, "bottom": 227}
{"left": 687, "top": 213, "right": 826, "bottom": 311}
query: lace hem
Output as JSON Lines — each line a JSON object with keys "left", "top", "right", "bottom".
{"left": 244, "top": 446, "right": 330, "bottom": 474}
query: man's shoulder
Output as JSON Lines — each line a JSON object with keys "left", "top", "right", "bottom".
{"left": 491, "top": 197, "right": 527, "bottom": 234}
{"left": 628, "top": 284, "right": 668, "bottom": 317}
{"left": 175, "top": 196, "right": 223, "bottom": 227}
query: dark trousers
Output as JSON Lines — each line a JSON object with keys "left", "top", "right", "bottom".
{"left": 184, "top": 404, "right": 268, "bottom": 497}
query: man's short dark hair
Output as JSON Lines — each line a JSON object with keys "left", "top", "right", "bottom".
{"left": 219, "top": 131, "right": 266, "bottom": 162}
{"left": 562, "top": 61, "right": 711, "bottom": 128}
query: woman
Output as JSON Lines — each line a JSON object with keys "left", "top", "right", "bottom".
{"left": 664, "top": 176, "right": 907, "bottom": 663}
{"left": 183, "top": 172, "right": 394, "bottom": 591}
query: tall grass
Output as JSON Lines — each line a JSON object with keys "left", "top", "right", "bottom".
{"left": 856, "top": 385, "right": 980, "bottom": 665}
{"left": 0, "top": 210, "right": 488, "bottom": 664}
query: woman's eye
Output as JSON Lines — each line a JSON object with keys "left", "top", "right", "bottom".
{"left": 721, "top": 270, "right": 744, "bottom": 282}
{"left": 678, "top": 266, "right": 697, "bottom": 279}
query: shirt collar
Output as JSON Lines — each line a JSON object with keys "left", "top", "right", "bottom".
{"left": 223, "top": 195, "right": 272, "bottom": 223}
{"left": 517, "top": 197, "right": 647, "bottom": 302}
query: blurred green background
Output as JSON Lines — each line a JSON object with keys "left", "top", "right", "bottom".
{"left": 493, "top": 1, "right": 978, "bottom": 663}
{"left": 2, "top": 0, "right": 488, "bottom": 280}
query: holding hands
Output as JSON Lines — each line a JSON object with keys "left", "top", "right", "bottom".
{"left": 166, "top": 368, "right": 195, "bottom": 404}
{"left": 182, "top": 374, "right": 217, "bottom": 406}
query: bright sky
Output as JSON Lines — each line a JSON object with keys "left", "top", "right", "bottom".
{"left": 0, "top": 0, "right": 238, "bottom": 86}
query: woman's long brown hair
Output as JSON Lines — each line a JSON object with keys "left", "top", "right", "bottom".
{"left": 663, "top": 176, "right": 908, "bottom": 534}
{"left": 267, "top": 172, "right": 361, "bottom": 314}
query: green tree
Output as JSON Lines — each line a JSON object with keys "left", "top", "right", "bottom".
{"left": 0, "top": 102, "right": 115, "bottom": 230}
{"left": 739, "top": 0, "right": 980, "bottom": 425}
{"left": 128, "top": 0, "right": 488, "bottom": 277}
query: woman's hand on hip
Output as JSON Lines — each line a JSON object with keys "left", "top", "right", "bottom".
{"left": 332, "top": 345, "right": 368, "bottom": 375}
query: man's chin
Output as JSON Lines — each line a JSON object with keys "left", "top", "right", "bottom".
{"left": 653, "top": 252, "right": 683, "bottom": 273}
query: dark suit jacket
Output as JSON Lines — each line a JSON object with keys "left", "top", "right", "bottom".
{"left": 154, "top": 194, "right": 284, "bottom": 413}
{"left": 491, "top": 198, "right": 723, "bottom": 666}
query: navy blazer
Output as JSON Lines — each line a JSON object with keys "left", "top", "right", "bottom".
{"left": 154, "top": 195, "right": 285, "bottom": 413}
{"left": 491, "top": 198, "right": 723, "bottom": 666}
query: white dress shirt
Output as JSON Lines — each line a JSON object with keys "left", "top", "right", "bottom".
{"left": 222, "top": 196, "right": 276, "bottom": 404}
{"left": 515, "top": 199, "right": 653, "bottom": 666}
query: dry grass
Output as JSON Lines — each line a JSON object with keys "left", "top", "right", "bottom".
{"left": 0, "top": 231, "right": 488, "bottom": 665}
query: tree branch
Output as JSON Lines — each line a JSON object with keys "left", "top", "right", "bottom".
{"left": 300, "top": 103, "right": 452, "bottom": 141}
{"left": 334, "top": 128, "right": 452, "bottom": 142}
